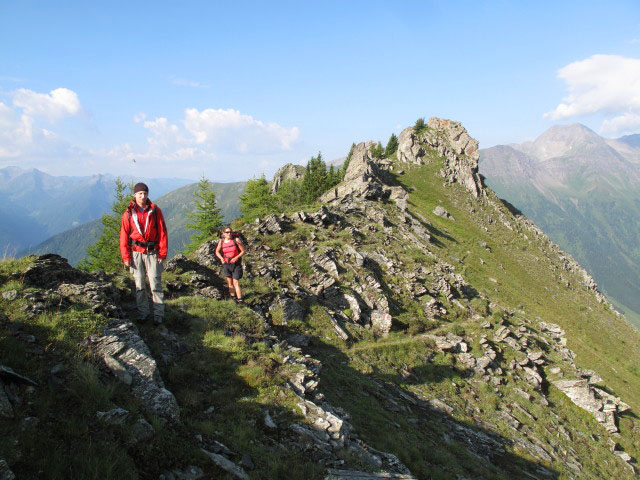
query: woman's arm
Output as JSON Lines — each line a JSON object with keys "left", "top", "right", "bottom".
{"left": 215, "top": 240, "right": 225, "bottom": 263}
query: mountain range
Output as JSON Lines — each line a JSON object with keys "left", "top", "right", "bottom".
{"left": 19, "top": 180, "right": 246, "bottom": 264}
{"left": 480, "top": 124, "right": 640, "bottom": 326}
{"left": 0, "top": 167, "right": 193, "bottom": 256}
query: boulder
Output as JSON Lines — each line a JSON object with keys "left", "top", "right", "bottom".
{"left": 86, "top": 322, "right": 180, "bottom": 422}
{"left": 371, "top": 310, "right": 392, "bottom": 337}
{"left": 22, "top": 254, "right": 93, "bottom": 289}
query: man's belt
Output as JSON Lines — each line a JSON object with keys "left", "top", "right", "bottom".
{"left": 129, "top": 239, "right": 157, "bottom": 249}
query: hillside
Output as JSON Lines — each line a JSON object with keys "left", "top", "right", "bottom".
{"left": 480, "top": 124, "right": 640, "bottom": 327}
{"left": 1, "top": 118, "right": 640, "bottom": 479}
{"left": 19, "top": 181, "right": 246, "bottom": 265}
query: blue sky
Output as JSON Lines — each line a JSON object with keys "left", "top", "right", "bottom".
{"left": 1, "top": 0, "right": 639, "bottom": 181}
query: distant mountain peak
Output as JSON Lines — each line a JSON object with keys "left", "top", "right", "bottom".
{"left": 516, "top": 123, "right": 605, "bottom": 161}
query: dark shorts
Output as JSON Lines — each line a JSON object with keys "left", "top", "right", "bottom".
{"left": 222, "top": 261, "right": 243, "bottom": 280}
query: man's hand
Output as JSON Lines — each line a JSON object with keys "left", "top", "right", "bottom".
{"left": 124, "top": 260, "right": 131, "bottom": 268}
{"left": 158, "top": 257, "right": 164, "bottom": 264}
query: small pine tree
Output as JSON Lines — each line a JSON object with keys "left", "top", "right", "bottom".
{"left": 79, "top": 178, "right": 132, "bottom": 273}
{"left": 240, "top": 175, "right": 275, "bottom": 222}
{"left": 184, "top": 176, "right": 224, "bottom": 253}
{"left": 371, "top": 141, "right": 384, "bottom": 158}
{"left": 301, "top": 152, "right": 328, "bottom": 204}
{"left": 340, "top": 143, "right": 356, "bottom": 180}
{"left": 274, "top": 178, "right": 304, "bottom": 208}
{"left": 385, "top": 133, "right": 399, "bottom": 157}
{"left": 414, "top": 117, "right": 427, "bottom": 136}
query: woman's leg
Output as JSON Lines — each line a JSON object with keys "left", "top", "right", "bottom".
{"left": 226, "top": 277, "right": 235, "bottom": 298}
{"left": 233, "top": 278, "right": 242, "bottom": 300}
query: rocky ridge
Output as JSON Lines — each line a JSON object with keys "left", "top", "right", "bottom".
{"left": 1, "top": 118, "right": 639, "bottom": 478}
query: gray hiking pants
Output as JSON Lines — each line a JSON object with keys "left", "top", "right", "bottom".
{"left": 130, "top": 250, "right": 164, "bottom": 321}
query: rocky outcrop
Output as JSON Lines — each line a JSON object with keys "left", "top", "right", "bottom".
{"left": 319, "top": 142, "right": 408, "bottom": 210}
{"left": 553, "top": 378, "right": 630, "bottom": 433}
{"left": 397, "top": 117, "right": 485, "bottom": 198}
{"left": 271, "top": 163, "right": 305, "bottom": 193}
{"left": 86, "top": 322, "right": 180, "bottom": 422}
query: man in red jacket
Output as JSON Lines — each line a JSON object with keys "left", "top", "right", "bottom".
{"left": 120, "top": 182, "right": 168, "bottom": 324}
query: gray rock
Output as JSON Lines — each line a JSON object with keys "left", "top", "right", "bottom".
{"left": 370, "top": 310, "right": 392, "bottom": 337}
{"left": 22, "top": 254, "right": 93, "bottom": 289}
{"left": 263, "top": 410, "right": 278, "bottom": 429}
{"left": 0, "top": 381, "right": 14, "bottom": 418}
{"left": 270, "top": 163, "right": 305, "bottom": 193}
{"left": 96, "top": 407, "right": 129, "bottom": 425}
{"left": 201, "top": 449, "right": 249, "bottom": 480}
{"left": 239, "top": 454, "right": 255, "bottom": 470}
{"left": 1, "top": 290, "right": 16, "bottom": 300}
{"left": 397, "top": 118, "right": 484, "bottom": 198}
{"left": 130, "top": 418, "right": 155, "bottom": 443}
{"left": 271, "top": 295, "right": 305, "bottom": 325}
{"left": 0, "top": 459, "right": 16, "bottom": 480}
{"left": 172, "top": 466, "right": 205, "bottom": 480}
{"left": 325, "top": 469, "right": 417, "bottom": 479}
{"left": 432, "top": 206, "right": 453, "bottom": 220}
{"left": 0, "top": 365, "right": 37, "bottom": 386}
{"left": 20, "top": 416, "right": 39, "bottom": 430}
{"left": 87, "top": 322, "right": 180, "bottom": 422}
{"left": 287, "top": 333, "right": 311, "bottom": 347}
{"left": 257, "top": 214, "right": 286, "bottom": 234}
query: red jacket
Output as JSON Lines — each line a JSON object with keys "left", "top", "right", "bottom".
{"left": 120, "top": 200, "right": 168, "bottom": 262}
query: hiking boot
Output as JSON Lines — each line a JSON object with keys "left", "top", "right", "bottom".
{"left": 137, "top": 314, "right": 149, "bottom": 323}
{"left": 236, "top": 297, "right": 244, "bottom": 304}
{"left": 153, "top": 317, "right": 163, "bottom": 325}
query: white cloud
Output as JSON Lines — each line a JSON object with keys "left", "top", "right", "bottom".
{"left": 601, "top": 112, "right": 640, "bottom": 136}
{"left": 183, "top": 108, "right": 300, "bottom": 152}
{"left": 545, "top": 55, "right": 640, "bottom": 137}
{"left": 13, "top": 87, "right": 82, "bottom": 121}
{"left": 0, "top": 87, "right": 84, "bottom": 163}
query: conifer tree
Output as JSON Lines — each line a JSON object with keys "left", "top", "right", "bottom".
{"left": 79, "top": 178, "right": 132, "bottom": 273}
{"left": 371, "top": 141, "right": 384, "bottom": 158}
{"left": 301, "top": 152, "right": 328, "bottom": 203}
{"left": 240, "top": 175, "right": 275, "bottom": 221}
{"left": 184, "top": 176, "right": 223, "bottom": 253}
{"left": 385, "top": 133, "right": 399, "bottom": 157}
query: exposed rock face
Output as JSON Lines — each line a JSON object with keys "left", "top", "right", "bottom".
{"left": 86, "top": 322, "right": 180, "bottom": 422}
{"left": 397, "top": 117, "right": 484, "bottom": 197}
{"left": 553, "top": 379, "right": 630, "bottom": 433}
{"left": 319, "top": 142, "right": 408, "bottom": 210}
{"left": 270, "top": 163, "right": 305, "bottom": 193}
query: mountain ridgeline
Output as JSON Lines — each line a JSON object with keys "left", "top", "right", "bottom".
{"left": 1, "top": 118, "right": 640, "bottom": 479}
{"left": 479, "top": 124, "right": 640, "bottom": 326}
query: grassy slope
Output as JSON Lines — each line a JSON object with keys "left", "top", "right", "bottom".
{"left": 402, "top": 162, "right": 640, "bottom": 411}
{"left": 484, "top": 177, "right": 640, "bottom": 328}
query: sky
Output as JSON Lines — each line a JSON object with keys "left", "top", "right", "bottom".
{"left": 1, "top": 0, "right": 639, "bottom": 182}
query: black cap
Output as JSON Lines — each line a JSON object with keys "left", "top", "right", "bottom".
{"left": 134, "top": 182, "right": 149, "bottom": 194}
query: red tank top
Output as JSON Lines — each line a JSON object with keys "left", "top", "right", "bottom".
{"left": 221, "top": 239, "right": 240, "bottom": 258}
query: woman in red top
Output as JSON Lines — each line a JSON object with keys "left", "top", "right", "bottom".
{"left": 215, "top": 227, "right": 246, "bottom": 302}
